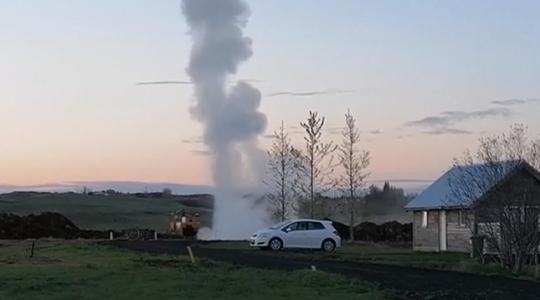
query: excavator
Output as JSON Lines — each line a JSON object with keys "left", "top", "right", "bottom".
{"left": 168, "top": 210, "right": 201, "bottom": 239}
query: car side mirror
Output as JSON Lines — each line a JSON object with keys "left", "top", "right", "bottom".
{"left": 283, "top": 227, "right": 291, "bottom": 233}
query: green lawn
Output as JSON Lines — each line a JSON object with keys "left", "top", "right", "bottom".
{"left": 0, "top": 192, "right": 212, "bottom": 231}
{"left": 332, "top": 242, "right": 511, "bottom": 275}
{"left": 0, "top": 240, "right": 387, "bottom": 300}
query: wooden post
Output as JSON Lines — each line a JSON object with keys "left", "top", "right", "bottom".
{"left": 29, "top": 241, "right": 35, "bottom": 258}
{"left": 154, "top": 231, "right": 158, "bottom": 240}
{"left": 311, "top": 265, "right": 317, "bottom": 271}
{"left": 186, "top": 246, "right": 195, "bottom": 264}
{"left": 109, "top": 231, "right": 114, "bottom": 241}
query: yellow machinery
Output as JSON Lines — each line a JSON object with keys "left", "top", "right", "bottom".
{"left": 168, "top": 210, "right": 200, "bottom": 238}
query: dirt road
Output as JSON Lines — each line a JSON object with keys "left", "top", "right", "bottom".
{"left": 108, "top": 240, "right": 540, "bottom": 300}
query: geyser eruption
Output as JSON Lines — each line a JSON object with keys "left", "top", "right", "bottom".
{"left": 182, "top": 0, "right": 269, "bottom": 239}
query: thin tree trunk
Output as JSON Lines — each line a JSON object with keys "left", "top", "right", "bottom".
{"left": 349, "top": 187, "right": 354, "bottom": 241}
{"left": 310, "top": 157, "right": 314, "bottom": 219}
{"left": 281, "top": 158, "right": 286, "bottom": 221}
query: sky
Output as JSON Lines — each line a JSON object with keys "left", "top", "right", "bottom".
{"left": 1, "top": 0, "right": 539, "bottom": 188}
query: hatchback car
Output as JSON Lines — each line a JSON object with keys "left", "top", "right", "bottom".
{"left": 249, "top": 219, "right": 341, "bottom": 252}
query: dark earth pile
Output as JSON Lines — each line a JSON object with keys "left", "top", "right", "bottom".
{"left": 0, "top": 212, "right": 81, "bottom": 239}
{"left": 0, "top": 212, "right": 154, "bottom": 239}
{"left": 323, "top": 218, "right": 350, "bottom": 240}
{"left": 323, "top": 218, "right": 411, "bottom": 241}
{"left": 354, "top": 221, "right": 412, "bottom": 242}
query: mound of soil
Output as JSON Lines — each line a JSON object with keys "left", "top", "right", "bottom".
{"left": 354, "top": 221, "right": 412, "bottom": 242}
{"left": 0, "top": 212, "right": 80, "bottom": 239}
{"left": 0, "top": 212, "right": 159, "bottom": 240}
{"left": 323, "top": 218, "right": 350, "bottom": 240}
{"left": 323, "top": 219, "right": 411, "bottom": 242}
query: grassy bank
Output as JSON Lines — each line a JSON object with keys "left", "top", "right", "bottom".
{"left": 0, "top": 192, "right": 212, "bottom": 231}
{"left": 0, "top": 240, "right": 386, "bottom": 300}
{"left": 333, "top": 242, "right": 509, "bottom": 274}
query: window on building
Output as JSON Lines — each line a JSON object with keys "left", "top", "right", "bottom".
{"left": 422, "top": 211, "right": 428, "bottom": 228}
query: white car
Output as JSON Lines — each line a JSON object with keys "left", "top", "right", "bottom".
{"left": 249, "top": 219, "right": 341, "bottom": 252}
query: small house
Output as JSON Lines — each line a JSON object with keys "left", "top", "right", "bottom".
{"left": 405, "top": 161, "right": 540, "bottom": 252}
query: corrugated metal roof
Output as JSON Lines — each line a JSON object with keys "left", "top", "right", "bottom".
{"left": 405, "top": 161, "right": 525, "bottom": 210}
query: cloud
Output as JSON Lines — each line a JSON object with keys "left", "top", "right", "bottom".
{"left": 405, "top": 107, "right": 512, "bottom": 136}
{"left": 136, "top": 81, "right": 192, "bottom": 85}
{"left": 423, "top": 128, "right": 472, "bottom": 135}
{"left": 181, "top": 137, "right": 202, "bottom": 144}
{"left": 406, "top": 108, "right": 512, "bottom": 128}
{"left": 266, "top": 89, "right": 354, "bottom": 98}
{"left": 369, "top": 129, "right": 382, "bottom": 135}
{"left": 191, "top": 150, "right": 212, "bottom": 156}
{"left": 491, "top": 98, "right": 539, "bottom": 106}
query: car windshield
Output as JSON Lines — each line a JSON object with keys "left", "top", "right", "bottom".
{"left": 269, "top": 221, "right": 290, "bottom": 230}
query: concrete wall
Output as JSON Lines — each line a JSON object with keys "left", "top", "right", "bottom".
{"left": 412, "top": 210, "right": 440, "bottom": 252}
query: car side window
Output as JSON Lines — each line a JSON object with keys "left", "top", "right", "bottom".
{"left": 297, "top": 222, "right": 308, "bottom": 231}
{"left": 284, "top": 222, "right": 298, "bottom": 232}
{"left": 308, "top": 222, "right": 324, "bottom": 230}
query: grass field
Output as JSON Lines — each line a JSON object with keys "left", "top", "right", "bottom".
{"left": 330, "top": 242, "right": 513, "bottom": 275}
{"left": 0, "top": 192, "right": 213, "bottom": 232}
{"left": 0, "top": 240, "right": 386, "bottom": 300}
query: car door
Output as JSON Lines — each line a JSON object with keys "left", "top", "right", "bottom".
{"left": 282, "top": 222, "right": 300, "bottom": 247}
{"left": 282, "top": 222, "right": 308, "bottom": 248}
{"left": 295, "top": 222, "right": 310, "bottom": 247}
{"left": 306, "top": 221, "right": 325, "bottom": 248}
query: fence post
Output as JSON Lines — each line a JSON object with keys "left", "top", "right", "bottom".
{"left": 186, "top": 246, "right": 195, "bottom": 264}
{"left": 29, "top": 240, "right": 35, "bottom": 258}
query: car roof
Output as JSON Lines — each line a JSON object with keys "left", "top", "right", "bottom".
{"left": 288, "top": 219, "right": 331, "bottom": 223}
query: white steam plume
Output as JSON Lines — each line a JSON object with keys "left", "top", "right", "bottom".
{"left": 182, "top": 0, "right": 269, "bottom": 239}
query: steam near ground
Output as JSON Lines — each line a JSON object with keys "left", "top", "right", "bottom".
{"left": 202, "top": 191, "right": 270, "bottom": 240}
{"left": 182, "top": 0, "right": 270, "bottom": 239}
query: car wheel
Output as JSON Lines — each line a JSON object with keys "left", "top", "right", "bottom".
{"left": 321, "top": 239, "right": 336, "bottom": 252}
{"left": 269, "top": 238, "right": 283, "bottom": 251}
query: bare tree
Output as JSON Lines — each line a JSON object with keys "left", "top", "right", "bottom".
{"left": 338, "top": 109, "right": 370, "bottom": 240}
{"left": 265, "top": 121, "right": 298, "bottom": 221}
{"left": 450, "top": 124, "right": 540, "bottom": 273}
{"left": 298, "top": 111, "right": 337, "bottom": 218}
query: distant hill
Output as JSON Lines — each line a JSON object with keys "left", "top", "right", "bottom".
{"left": 0, "top": 191, "right": 213, "bottom": 232}
{"left": 0, "top": 180, "right": 429, "bottom": 195}
{"left": 0, "top": 181, "right": 213, "bottom": 194}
